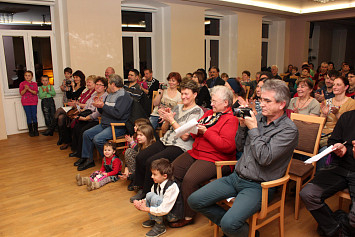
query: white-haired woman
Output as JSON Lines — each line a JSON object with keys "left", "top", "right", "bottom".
{"left": 169, "top": 85, "right": 239, "bottom": 228}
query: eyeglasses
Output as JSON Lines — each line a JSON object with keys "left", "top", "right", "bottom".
{"left": 95, "top": 84, "right": 105, "bottom": 87}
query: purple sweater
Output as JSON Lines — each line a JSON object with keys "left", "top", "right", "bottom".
{"left": 19, "top": 81, "right": 38, "bottom": 106}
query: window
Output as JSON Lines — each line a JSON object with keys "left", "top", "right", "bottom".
{"left": 122, "top": 10, "right": 153, "bottom": 78}
{"left": 261, "top": 23, "right": 269, "bottom": 69}
{"left": 0, "top": 3, "right": 55, "bottom": 93}
{"left": 205, "top": 17, "right": 220, "bottom": 70}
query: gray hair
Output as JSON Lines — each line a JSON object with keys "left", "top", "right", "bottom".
{"left": 261, "top": 79, "right": 291, "bottom": 111}
{"left": 211, "top": 85, "right": 233, "bottom": 107}
{"left": 108, "top": 74, "right": 124, "bottom": 88}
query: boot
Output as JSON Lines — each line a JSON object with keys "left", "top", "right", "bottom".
{"left": 27, "top": 123, "right": 34, "bottom": 137}
{"left": 310, "top": 205, "right": 340, "bottom": 236}
{"left": 57, "top": 129, "right": 63, "bottom": 145}
{"left": 41, "top": 118, "right": 57, "bottom": 136}
{"left": 76, "top": 174, "right": 89, "bottom": 186}
{"left": 87, "top": 179, "right": 100, "bottom": 191}
{"left": 33, "top": 122, "right": 39, "bottom": 136}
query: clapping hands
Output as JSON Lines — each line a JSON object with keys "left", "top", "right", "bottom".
{"left": 93, "top": 96, "right": 104, "bottom": 108}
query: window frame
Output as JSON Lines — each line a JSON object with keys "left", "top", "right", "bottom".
{"left": 205, "top": 16, "right": 221, "bottom": 70}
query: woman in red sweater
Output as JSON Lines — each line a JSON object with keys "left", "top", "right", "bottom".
{"left": 170, "top": 85, "right": 239, "bottom": 228}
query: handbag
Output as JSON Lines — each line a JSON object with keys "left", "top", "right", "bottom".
{"left": 78, "top": 109, "right": 92, "bottom": 118}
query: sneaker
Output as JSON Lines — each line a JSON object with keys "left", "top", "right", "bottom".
{"left": 130, "top": 189, "right": 145, "bottom": 203}
{"left": 145, "top": 223, "right": 166, "bottom": 237}
{"left": 142, "top": 220, "right": 155, "bottom": 228}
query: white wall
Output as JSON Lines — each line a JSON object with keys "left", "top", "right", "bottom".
{"left": 268, "top": 20, "right": 286, "bottom": 73}
{"left": 220, "top": 14, "right": 238, "bottom": 77}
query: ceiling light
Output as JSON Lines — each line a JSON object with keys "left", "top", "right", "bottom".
{"left": 313, "top": 0, "right": 334, "bottom": 3}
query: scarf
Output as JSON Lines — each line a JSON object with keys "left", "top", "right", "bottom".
{"left": 198, "top": 107, "right": 232, "bottom": 128}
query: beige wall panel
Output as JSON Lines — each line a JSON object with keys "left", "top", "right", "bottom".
{"left": 66, "top": 0, "right": 123, "bottom": 77}
{"left": 235, "top": 12, "right": 262, "bottom": 77}
{"left": 288, "top": 19, "right": 310, "bottom": 67}
{"left": 168, "top": 3, "right": 205, "bottom": 76}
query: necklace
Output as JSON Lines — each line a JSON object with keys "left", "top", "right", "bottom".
{"left": 297, "top": 97, "right": 311, "bottom": 110}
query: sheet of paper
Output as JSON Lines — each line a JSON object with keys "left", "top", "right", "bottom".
{"left": 174, "top": 118, "right": 198, "bottom": 138}
{"left": 61, "top": 106, "right": 72, "bottom": 113}
{"left": 304, "top": 145, "right": 335, "bottom": 164}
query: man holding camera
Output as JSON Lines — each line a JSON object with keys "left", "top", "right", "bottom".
{"left": 188, "top": 79, "right": 298, "bottom": 237}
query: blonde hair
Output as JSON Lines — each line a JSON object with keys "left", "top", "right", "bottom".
{"left": 86, "top": 75, "right": 97, "bottom": 82}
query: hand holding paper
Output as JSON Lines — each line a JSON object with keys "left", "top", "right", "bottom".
{"left": 174, "top": 118, "right": 198, "bottom": 138}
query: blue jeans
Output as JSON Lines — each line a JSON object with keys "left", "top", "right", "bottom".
{"left": 149, "top": 115, "right": 160, "bottom": 130}
{"left": 146, "top": 192, "right": 178, "bottom": 224}
{"left": 23, "top": 105, "right": 37, "bottom": 124}
{"left": 81, "top": 124, "right": 125, "bottom": 161}
{"left": 188, "top": 172, "right": 274, "bottom": 237}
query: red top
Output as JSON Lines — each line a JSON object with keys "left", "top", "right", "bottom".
{"left": 99, "top": 155, "right": 122, "bottom": 176}
{"left": 346, "top": 91, "right": 355, "bottom": 98}
{"left": 188, "top": 109, "right": 238, "bottom": 163}
{"left": 19, "top": 81, "right": 38, "bottom": 106}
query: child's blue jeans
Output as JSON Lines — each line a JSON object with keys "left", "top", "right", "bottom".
{"left": 23, "top": 105, "right": 37, "bottom": 124}
{"left": 146, "top": 192, "right": 178, "bottom": 224}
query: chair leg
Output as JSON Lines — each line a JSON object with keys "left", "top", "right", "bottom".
{"left": 279, "top": 212, "right": 285, "bottom": 237}
{"left": 294, "top": 177, "right": 302, "bottom": 220}
{"left": 248, "top": 216, "right": 257, "bottom": 237}
{"left": 214, "top": 224, "right": 219, "bottom": 237}
{"left": 338, "top": 196, "right": 343, "bottom": 210}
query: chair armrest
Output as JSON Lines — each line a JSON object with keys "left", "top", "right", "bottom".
{"left": 215, "top": 161, "right": 237, "bottom": 179}
{"left": 111, "top": 123, "right": 126, "bottom": 142}
{"left": 261, "top": 175, "right": 290, "bottom": 189}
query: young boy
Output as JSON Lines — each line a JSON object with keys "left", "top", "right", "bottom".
{"left": 38, "top": 75, "right": 56, "bottom": 128}
{"left": 133, "top": 158, "right": 180, "bottom": 237}
{"left": 60, "top": 67, "right": 72, "bottom": 104}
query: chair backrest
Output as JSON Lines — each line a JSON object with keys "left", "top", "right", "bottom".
{"left": 290, "top": 113, "right": 326, "bottom": 157}
{"left": 245, "top": 86, "right": 250, "bottom": 99}
{"left": 151, "top": 90, "right": 159, "bottom": 113}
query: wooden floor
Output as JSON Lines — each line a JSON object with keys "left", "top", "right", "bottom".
{"left": 0, "top": 133, "right": 348, "bottom": 237}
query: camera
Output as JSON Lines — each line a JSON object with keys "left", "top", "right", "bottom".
{"left": 65, "top": 79, "right": 72, "bottom": 86}
{"left": 234, "top": 107, "right": 252, "bottom": 118}
{"left": 159, "top": 83, "right": 168, "bottom": 90}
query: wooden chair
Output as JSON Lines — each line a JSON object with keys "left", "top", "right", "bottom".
{"left": 337, "top": 189, "right": 351, "bottom": 210}
{"left": 288, "top": 113, "right": 326, "bottom": 220}
{"left": 213, "top": 160, "right": 291, "bottom": 237}
{"left": 245, "top": 86, "right": 251, "bottom": 99}
{"left": 110, "top": 123, "right": 129, "bottom": 154}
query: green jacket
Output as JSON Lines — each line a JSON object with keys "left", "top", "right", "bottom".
{"left": 38, "top": 85, "right": 56, "bottom": 99}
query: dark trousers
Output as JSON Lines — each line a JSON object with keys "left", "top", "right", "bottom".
{"left": 41, "top": 98, "right": 56, "bottom": 127}
{"left": 134, "top": 140, "right": 184, "bottom": 194}
{"left": 172, "top": 152, "right": 231, "bottom": 218}
{"left": 300, "top": 165, "right": 355, "bottom": 236}
{"left": 71, "top": 120, "right": 98, "bottom": 156}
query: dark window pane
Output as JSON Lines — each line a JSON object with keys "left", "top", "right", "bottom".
{"left": 204, "top": 39, "right": 206, "bottom": 70}
{"left": 139, "top": 37, "right": 152, "bottom": 75}
{"left": 122, "top": 11, "right": 152, "bottom": 32}
{"left": 262, "top": 42, "right": 268, "bottom": 69}
{"left": 205, "top": 18, "right": 220, "bottom": 36}
{"left": 210, "top": 40, "right": 219, "bottom": 68}
{"left": 32, "top": 37, "right": 53, "bottom": 85}
{"left": 0, "top": 2, "right": 51, "bottom": 30}
{"left": 262, "top": 24, "right": 269, "bottom": 39}
{"left": 122, "top": 36, "right": 134, "bottom": 79}
{"left": 3, "top": 36, "right": 26, "bottom": 89}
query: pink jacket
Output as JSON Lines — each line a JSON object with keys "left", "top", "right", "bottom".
{"left": 19, "top": 81, "right": 38, "bottom": 106}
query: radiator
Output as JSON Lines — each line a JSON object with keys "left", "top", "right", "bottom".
{"left": 15, "top": 97, "right": 63, "bottom": 130}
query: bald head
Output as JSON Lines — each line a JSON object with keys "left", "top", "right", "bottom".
{"left": 105, "top": 67, "right": 115, "bottom": 79}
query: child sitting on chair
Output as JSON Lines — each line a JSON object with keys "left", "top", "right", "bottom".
{"left": 133, "top": 158, "right": 181, "bottom": 237}
{"left": 76, "top": 142, "right": 122, "bottom": 191}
